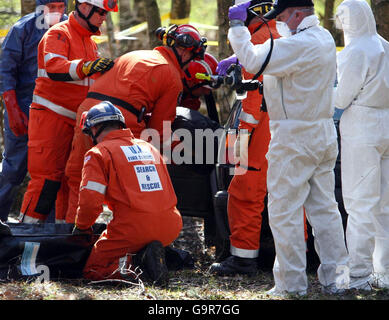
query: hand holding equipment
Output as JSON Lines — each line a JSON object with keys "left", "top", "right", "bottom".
{"left": 196, "top": 64, "right": 263, "bottom": 94}
{"left": 82, "top": 58, "right": 114, "bottom": 77}
{"left": 216, "top": 56, "right": 239, "bottom": 76}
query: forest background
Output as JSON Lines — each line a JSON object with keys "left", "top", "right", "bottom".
{"left": 1, "top": 0, "right": 389, "bottom": 129}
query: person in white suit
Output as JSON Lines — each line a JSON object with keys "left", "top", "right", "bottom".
{"left": 335, "top": 0, "right": 389, "bottom": 291}
{"left": 227, "top": 0, "right": 349, "bottom": 296}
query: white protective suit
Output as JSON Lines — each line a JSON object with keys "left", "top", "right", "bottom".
{"left": 335, "top": 0, "right": 389, "bottom": 288}
{"left": 229, "top": 15, "right": 349, "bottom": 293}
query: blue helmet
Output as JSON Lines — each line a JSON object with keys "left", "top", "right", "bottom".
{"left": 81, "top": 101, "right": 126, "bottom": 143}
{"left": 36, "top": 0, "right": 68, "bottom": 6}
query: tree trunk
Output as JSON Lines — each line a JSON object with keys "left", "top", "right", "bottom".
{"left": 323, "top": 0, "right": 343, "bottom": 47}
{"left": 120, "top": 0, "right": 148, "bottom": 54}
{"left": 119, "top": 0, "right": 132, "bottom": 31}
{"left": 216, "top": 0, "right": 234, "bottom": 124}
{"left": 323, "top": 0, "right": 335, "bottom": 32}
{"left": 145, "top": 0, "right": 161, "bottom": 49}
{"left": 21, "top": 0, "right": 35, "bottom": 16}
{"left": 105, "top": 13, "right": 118, "bottom": 58}
{"left": 371, "top": 0, "right": 389, "bottom": 41}
{"left": 171, "top": 0, "right": 191, "bottom": 24}
{"left": 118, "top": 0, "right": 131, "bottom": 54}
{"left": 217, "top": 0, "right": 232, "bottom": 60}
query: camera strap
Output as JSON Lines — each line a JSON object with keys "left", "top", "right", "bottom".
{"left": 251, "top": 18, "right": 274, "bottom": 81}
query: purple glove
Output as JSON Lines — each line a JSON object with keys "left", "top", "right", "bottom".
{"left": 216, "top": 55, "right": 239, "bottom": 76}
{"left": 228, "top": 1, "right": 251, "bottom": 21}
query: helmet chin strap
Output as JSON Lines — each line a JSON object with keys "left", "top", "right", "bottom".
{"left": 76, "top": 2, "right": 99, "bottom": 33}
{"left": 89, "top": 124, "right": 107, "bottom": 145}
{"left": 172, "top": 47, "right": 203, "bottom": 70}
{"left": 172, "top": 47, "right": 189, "bottom": 69}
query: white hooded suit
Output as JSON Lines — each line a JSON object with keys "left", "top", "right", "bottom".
{"left": 229, "top": 13, "right": 349, "bottom": 293}
{"left": 335, "top": 0, "right": 389, "bottom": 289}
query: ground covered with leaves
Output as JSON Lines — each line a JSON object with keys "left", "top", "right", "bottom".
{"left": 1, "top": 216, "right": 389, "bottom": 301}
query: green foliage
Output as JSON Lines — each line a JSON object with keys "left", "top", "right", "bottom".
{"left": 157, "top": 0, "right": 217, "bottom": 26}
{"left": 0, "top": 0, "right": 20, "bottom": 29}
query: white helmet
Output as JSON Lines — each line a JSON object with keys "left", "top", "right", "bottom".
{"left": 77, "top": 0, "right": 118, "bottom": 12}
{"left": 76, "top": 0, "right": 118, "bottom": 32}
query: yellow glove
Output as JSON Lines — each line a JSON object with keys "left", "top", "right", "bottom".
{"left": 82, "top": 57, "right": 114, "bottom": 77}
{"left": 234, "top": 130, "right": 251, "bottom": 167}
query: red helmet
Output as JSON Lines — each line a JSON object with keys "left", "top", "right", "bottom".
{"left": 77, "top": 0, "right": 118, "bottom": 12}
{"left": 156, "top": 24, "right": 207, "bottom": 58}
{"left": 184, "top": 53, "right": 218, "bottom": 88}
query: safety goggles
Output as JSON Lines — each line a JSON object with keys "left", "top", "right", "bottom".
{"left": 248, "top": 2, "right": 273, "bottom": 16}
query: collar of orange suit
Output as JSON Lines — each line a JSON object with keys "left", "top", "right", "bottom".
{"left": 69, "top": 11, "right": 102, "bottom": 37}
{"left": 99, "top": 128, "right": 136, "bottom": 143}
{"left": 154, "top": 46, "right": 186, "bottom": 79}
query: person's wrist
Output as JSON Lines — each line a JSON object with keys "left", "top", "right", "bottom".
{"left": 229, "top": 19, "right": 245, "bottom": 27}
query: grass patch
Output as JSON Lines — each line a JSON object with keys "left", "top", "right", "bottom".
{"left": 1, "top": 217, "right": 389, "bottom": 301}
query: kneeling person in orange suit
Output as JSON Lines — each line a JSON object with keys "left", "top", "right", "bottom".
{"left": 72, "top": 101, "right": 182, "bottom": 285}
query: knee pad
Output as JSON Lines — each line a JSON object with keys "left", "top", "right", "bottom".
{"left": 34, "top": 179, "right": 61, "bottom": 216}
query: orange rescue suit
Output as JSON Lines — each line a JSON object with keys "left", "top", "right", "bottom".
{"left": 76, "top": 129, "right": 182, "bottom": 281}
{"left": 228, "top": 20, "right": 277, "bottom": 258}
{"left": 20, "top": 13, "right": 100, "bottom": 222}
{"left": 65, "top": 47, "right": 184, "bottom": 223}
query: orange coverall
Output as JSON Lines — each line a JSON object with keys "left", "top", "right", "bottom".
{"left": 75, "top": 129, "right": 182, "bottom": 281}
{"left": 227, "top": 20, "right": 279, "bottom": 258}
{"left": 20, "top": 12, "right": 100, "bottom": 222}
{"left": 64, "top": 47, "right": 184, "bottom": 223}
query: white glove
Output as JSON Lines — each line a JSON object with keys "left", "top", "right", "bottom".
{"left": 234, "top": 130, "right": 251, "bottom": 167}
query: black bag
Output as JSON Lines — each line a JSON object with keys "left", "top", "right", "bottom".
{"left": 0, "top": 222, "right": 194, "bottom": 282}
{"left": 0, "top": 223, "right": 106, "bottom": 281}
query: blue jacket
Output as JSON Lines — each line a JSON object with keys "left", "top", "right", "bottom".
{"left": 0, "top": 0, "right": 68, "bottom": 108}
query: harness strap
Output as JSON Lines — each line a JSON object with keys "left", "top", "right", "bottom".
{"left": 87, "top": 92, "right": 146, "bottom": 123}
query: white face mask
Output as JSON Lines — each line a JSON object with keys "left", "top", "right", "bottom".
{"left": 276, "top": 21, "right": 292, "bottom": 38}
{"left": 44, "top": 12, "right": 62, "bottom": 26}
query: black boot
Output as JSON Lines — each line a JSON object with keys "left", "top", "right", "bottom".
{"left": 209, "top": 255, "right": 257, "bottom": 276}
{"left": 132, "top": 240, "right": 169, "bottom": 287}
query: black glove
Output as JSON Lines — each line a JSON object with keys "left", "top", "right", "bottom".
{"left": 72, "top": 225, "right": 93, "bottom": 240}
{"left": 0, "top": 221, "right": 12, "bottom": 237}
{"left": 82, "top": 58, "right": 114, "bottom": 77}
